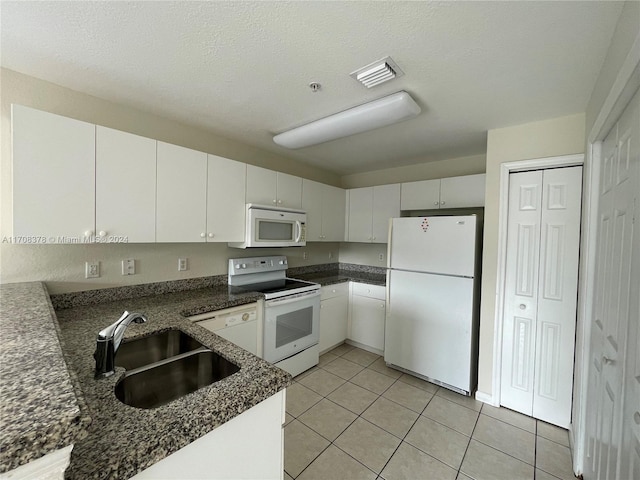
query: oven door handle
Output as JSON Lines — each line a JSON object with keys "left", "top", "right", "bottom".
{"left": 294, "top": 221, "right": 302, "bottom": 243}
{"left": 265, "top": 290, "right": 320, "bottom": 306}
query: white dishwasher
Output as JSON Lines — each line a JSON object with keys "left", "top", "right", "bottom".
{"left": 189, "top": 303, "right": 261, "bottom": 357}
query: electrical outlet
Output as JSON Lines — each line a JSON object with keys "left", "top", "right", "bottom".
{"left": 303, "top": 251, "right": 308, "bottom": 260}
{"left": 122, "top": 259, "right": 135, "bottom": 276}
{"left": 178, "top": 258, "right": 188, "bottom": 271}
{"left": 329, "top": 252, "right": 333, "bottom": 260}
{"left": 85, "top": 261, "right": 100, "bottom": 279}
{"left": 379, "top": 253, "right": 385, "bottom": 262}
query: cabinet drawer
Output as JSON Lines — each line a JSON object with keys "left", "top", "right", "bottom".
{"left": 321, "top": 282, "right": 349, "bottom": 300}
{"left": 351, "top": 282, "right": 385, "bottom": 300}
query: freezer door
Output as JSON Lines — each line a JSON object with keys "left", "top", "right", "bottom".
{"left": 384, "top": 269, "right": 475, "bottom": 392}
{"left": 389, "top": 216, "right": 476, "bottom": 277}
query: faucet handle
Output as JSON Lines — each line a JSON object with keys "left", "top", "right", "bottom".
{"left": 98, "top": 311, "right": 130, "bottom": 340}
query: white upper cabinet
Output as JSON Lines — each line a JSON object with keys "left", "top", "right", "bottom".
{"left": 440, "top": 174, "right": 486, "bottom": 208}
{"left": 96, "top": 126, "right": 156, "bottom": 243}
{"left": 347, "top": 184, "right": 400, "bottom": 243}
{"left": 323, "top": 184, "right": 346, "bottom": 241}
{"left": 302, "top": 180, "right": 323, "bottom": 241}
{"left": 206, "top": 155, "right": 246, "bottom": 242}
{"left": 371, "top": 184, "right": 400, "bottom": 242}
{"left": 400, "top": 179, "right": 440, "bottom": 210}
{"left": 156, "top": 142, "right": 208, "bottom": 242}
{"left": 347, "top": 187, "right": 373, "bottom": 243}
{"left": 12, "top": 105, "right": 95, "bottom": 241}
{"left": 246, "top": 165, "right": 277, "bottom": 206}
{"left": 401, "top": 174, "right": 486, "bottom": 210}
{"left": 246, "top": 165, "right": 302, "bottom": 209}
{"left": 302, "top": 180, "right": 346, "bottom": 242}
{"left": 276, "top": 172, "right": 303, "bottom": 209}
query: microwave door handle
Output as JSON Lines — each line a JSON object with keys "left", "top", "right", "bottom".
{"left": 295, "top": 221, "right": 302, "bottom": 243}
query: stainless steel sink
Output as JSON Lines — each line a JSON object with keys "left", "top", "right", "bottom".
{"left": 115, "top": 329, "right": 205, "bottom": 370}
{"left": 114, "top": 350, "right": 240, "bottom": 409}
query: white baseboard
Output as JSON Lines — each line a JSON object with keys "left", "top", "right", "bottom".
{"left": 475, "top": 391, "right": 498, "bottom": 406}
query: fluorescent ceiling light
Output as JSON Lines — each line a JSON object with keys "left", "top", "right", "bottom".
{"left": 273, "top": 91, "right": 421, "bottom": 149}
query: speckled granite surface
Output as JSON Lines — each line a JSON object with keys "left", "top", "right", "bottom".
{"left": 1, "top": 263, "right": 384, "bottom": 477}
{"left": 290, "top": 263, "right": 387, "bottom": 287}
{"left": 0, "top": 283, "right": 91, "bottom": 473}
{"left": 50, "top": 275, "right": 228, "bottom": 310}
{"left": 56, "top": 286, "right": 290, "bottom": 480}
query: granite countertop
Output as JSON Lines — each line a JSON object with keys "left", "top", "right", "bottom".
{"left": 293, "top": 269, "right": 386, "bottom": 287}
{"left": 55, "top": 285, "right": 291, "bottom": 480}
{"left": 0, "top": 264, "right": 381, "bottom": 477}
{"left": 0, "top": 282, "right": 291, "bottom": 479}
{"left": 0, "top": 283, "right": 91, "bottom": 473}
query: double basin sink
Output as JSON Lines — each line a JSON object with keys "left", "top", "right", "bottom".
{"left": 114, "top": 330, "right": 239, "bottom": 409}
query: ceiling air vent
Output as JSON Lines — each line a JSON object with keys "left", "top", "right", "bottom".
{"left": 350, "top": 56, "right": 404, "bottom": 88}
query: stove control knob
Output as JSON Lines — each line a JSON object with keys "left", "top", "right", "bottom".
{"left": 241, "top": 263, "right": 247, "bottom": 268}
{"left": 235, "top": 264, "right": 241, "bottom": 269}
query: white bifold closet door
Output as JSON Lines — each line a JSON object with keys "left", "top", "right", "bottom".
{"left": 500, "top": 166, "right": 582, "bottom": 428}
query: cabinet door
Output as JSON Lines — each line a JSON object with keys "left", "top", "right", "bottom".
{"left": 440, "top": 174, "right": 486, "bottom": 208}
{"left": 302, "top": 179, "right": 324, "bottom": 241}
{"left": 207, "top": 155, "right": 246, "bottom": 242}
{"left": 96, "top": 127, "right": 156, "bottom": 243}
{"left": 371, "top": 184, "right": 400, "bottom": 243}
{"left": 400, "top": 179, "right": 440, "bottom": 210}
{"left": 319, "top": 295, "right": 349, "bottom": 353}
{"left": 347, "top": 187, "right": 373, "bottom": 242}
{"left": 276, "top": 172, "right": 302, "bottom": 209}
{"left": 349, "top": 295, "right": 385, "bottom": 351}
{"left": 156, "top": 142, "right": 207, "bottom": 242}
{"left": 322, "top": 185, "right": 346, "bottom": 242}
{"left": 12, "top": 105, "right": 95, "bottom": 241}
{"left": 246, "top": 165, "right": 277, "bottom": 206}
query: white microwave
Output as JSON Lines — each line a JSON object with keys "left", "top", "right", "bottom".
{"left": 228, "top": 204, "right": 307, "bottom": 248}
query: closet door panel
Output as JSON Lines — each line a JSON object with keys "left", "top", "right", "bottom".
{"left": 500, "top": 170, "right": 543, "bottom": 415}
{"left": 533, "top": 166, "right": 582, "bottom": 427}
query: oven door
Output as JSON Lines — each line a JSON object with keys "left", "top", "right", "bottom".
{"left": 263, "top": 290, "right": 320, "bottom": 363}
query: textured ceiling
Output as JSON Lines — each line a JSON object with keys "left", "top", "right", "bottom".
{"left": 0, "top": 1, "right": 624, "bottom": 175}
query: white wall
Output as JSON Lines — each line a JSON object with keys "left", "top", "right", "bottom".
{"left": 1, "top": 242, "right": 339, "bottom": 294}
{"left": 341, "top": 154, "right": 485, "bottom": 189}
{"left": 338, "top": 243, "right": 388, "bottom": 267}
{"left": 476, "top": 113, "right": 586, "bottom": 397}
{"left": 0, "top": 68, "right": 341, "bottom": 293}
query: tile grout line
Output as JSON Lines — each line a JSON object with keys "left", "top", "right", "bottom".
{"left": 455, "top": 400, "right": 482, "bottom": 479}
{"left": 294, "top": 346, "right": 557, "bottom": 479}
{"left": 375, "top": 379, "right": 440, "bottom": 477}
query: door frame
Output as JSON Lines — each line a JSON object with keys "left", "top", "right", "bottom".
{"left": 571, "top": 33, "right": 640, "bottom": 475}
{"left": 490, "top": 153, "right": 584, "bottom": 408}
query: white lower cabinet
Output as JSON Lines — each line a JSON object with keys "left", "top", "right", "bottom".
{"left": 348, "top": 283, "right": 386, "bottom": 354}
{"left": 319, "top": 284, "right": 349, "bottom": 353}
{"left": 131, "top": 390, "right": 285, "bottom": 480}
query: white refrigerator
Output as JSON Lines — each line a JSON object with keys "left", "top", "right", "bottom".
{"left": 384, "top": 215, "right": 480, "bottom": 395}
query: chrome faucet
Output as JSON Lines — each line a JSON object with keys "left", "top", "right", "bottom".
{"left": 94, "top": 311, "right": 147, "bottom": 378}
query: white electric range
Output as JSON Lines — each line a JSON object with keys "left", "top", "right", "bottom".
{"left": 228, "top": 255, "right": 320, "bottom": 376}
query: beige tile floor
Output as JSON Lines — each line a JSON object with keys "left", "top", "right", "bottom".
{"left": 284, "top": 344, "right": 576, "bottom": 480}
